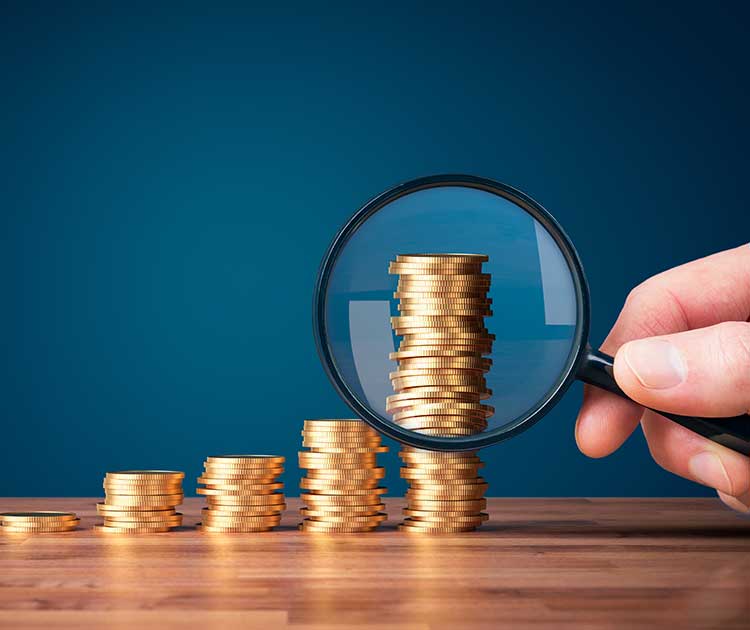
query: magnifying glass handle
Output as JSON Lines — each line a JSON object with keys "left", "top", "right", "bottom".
{"left": 577, "top": 345, "right": 750, "bottom": 456}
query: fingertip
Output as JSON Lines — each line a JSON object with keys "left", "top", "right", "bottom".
{"left": 718, "top": 490, "right": 750, "bottom": 514}
{"left": 575, "top": 387, "right": 643, "bottom": 458}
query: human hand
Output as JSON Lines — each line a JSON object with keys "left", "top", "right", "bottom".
{"left": 575, "top": 244, "right": 750, "bottom": 512}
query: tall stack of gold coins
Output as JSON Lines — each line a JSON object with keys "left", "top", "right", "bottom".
{"left": 298, "top": 419, "right": 388, "bottom": 533}
{"left": 96, "top": 470, "right": 184, "bottom": 533}
{"left": 0, "top": 511, "right": 79, "bottom": 534}
{"left": 388, "top": 253, "right": 492, "bottom": 533}
{"left": 197, "top": 455, "right": 285, "bottom": 532}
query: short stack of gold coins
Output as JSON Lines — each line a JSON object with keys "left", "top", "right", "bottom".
{"left": 197, "top": 455, "right": 285, "bottom": 532}
{"left": 0, "top": 511, "right": 79, "bottom": 534}
{"left": 388, "top": 253, "right": 492, "bottom": 533}
{"left": 298, "top": 419, "right": 388, "bottom": 533}
{"left": 96, "top": 470, "right": 184, "bottom": 533}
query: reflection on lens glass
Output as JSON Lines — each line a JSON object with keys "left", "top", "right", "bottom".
{"left": 324, "top": 184, "right": 579, "bottom": 441}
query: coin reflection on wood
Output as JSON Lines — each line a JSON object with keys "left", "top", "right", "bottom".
{"left": 197, "top": 455, "right": 286, "bottom": 532}
{"left": 389, "top": 254, "right": 492, "bottom": 532}
{"left": 298, "top": 419, "right": 388, "bottom": 532}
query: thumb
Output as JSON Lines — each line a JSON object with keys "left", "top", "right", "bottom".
{"left": 613, "top": 321, "right": 750, "bottom": 417}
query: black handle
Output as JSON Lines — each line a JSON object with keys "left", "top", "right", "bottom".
{"left": 577, "top": 345, "right": 750, "bottom": 456}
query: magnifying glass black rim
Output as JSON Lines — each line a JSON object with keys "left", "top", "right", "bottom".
{"left": 313, "top": 174, "right": 591, "bottom": 451}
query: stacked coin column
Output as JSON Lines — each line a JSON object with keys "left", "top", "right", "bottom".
{"left": 298, "top": 419, "right": 388, "bottom": 533}
{"left": 197, "top": 455, "right": 286, "bottom": 532}
{"left": 388, "top": 254, "right": 492, "bottom": 533}
{"left": 97, "top": 470, "right": 184, "bottom": 533}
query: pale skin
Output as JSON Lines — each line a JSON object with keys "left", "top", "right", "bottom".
{"left": 575, "top": 244, "right": 750, "bottom": 513}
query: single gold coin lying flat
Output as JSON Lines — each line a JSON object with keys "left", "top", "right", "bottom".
{"left": 106, "top": 470, "right": 184, "bottom": 480}
{"left": 197, "top": 523, "right": 275, "bottom": 533}
{"left": 300, "top": 493, "right": 384, "bottom": 506}
{"left": 205, "top": 455, "right": 285, "bottom": 465}
{"left": 201, "top": 506, "right": 285, "bottom": 517}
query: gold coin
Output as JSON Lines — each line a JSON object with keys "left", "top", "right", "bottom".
{"left": 103, "top": 482, "right": 183, "bottom": 492}
{"left": 399, "top": 454, "right": 482, "bottom": 465}
{"left": 104, "top": 494, "right": 183, "bottom": 506}
{"left": 0, "top": 511, "right": 77, "bottom": 522}
{"left": 305, "top": 514, "right": 387, "bottom": 526}
{"left": 304, "top": 446, "right": 388, "bottom": 454}
{"left": 106, "top": 470, "right": 184, "bottom": 480}
{"left": 407, "top": 498, "right": 487, "bottom": 510}
{"left": 391, "top": 380, "right": 487, "bottom": 393}
{"left": 398, "top": 521, "right": 476, "bottom": 533}
{"left": 202, "top": 462, "right": 285, "bottom": 472}
{"left": 299, "top": 505, "right": 385, "bottom": 517}
{"left": 103, "top": 512, "right": 182, "bottom": 523}
{"left": 393, "top": 400, "right": 493, "bottom": 416}
{"left": 307, "top": 466, "right": 385, "bottom": 480}
{"left": 198, "top": 482, "right": 283, "bottom": 492}
{"left": 405, "top": 427, "right": 484, "bottom": 437}
{"left": 95, "top": 524, "right": 173, "bottom": 534}
{"left": 406, "top": 489, "right": 488, "bottom": 501}
{"left": 403, "top": 508, "right": 487, "bottom": 518}
{"left": 1, "top": 524, "right": 78, "bottom": 533}
{"left": 301, "top": 434, "right": 382, "bottom": 444}
{"left": 405, "top": 515, "right": 489, "bottom": 526}
{"left": 201, "top": 506, "right": 284, "bottom": 517}
{"left": 400, "top": 466, "right": 484, "bottom": 483}
{"left": 389, "top": 349, "right": 488, "bottom": 361}
{"left": 302, "top": 486, "right": 387, "bottom": 496}
{"left": 1, "top": 518, "right": 80, "bottom": 529}
{"left": 303, "top": 418, "right": 370, "bottom": 428}
{"left": 395, "top": 253, "right": 488, "bottom": 263}
{"left": 300, "top": 493, "right": 384, "bottom": 505}
{"left": 104, "top": 515, "right": 183, "bottom": 527}
{"left": 197, "top": 524, "right": 275, "bottom": 533}
{"left": 205, "top": 493, "right": 285, "bottom": 505}
{"left": 196, "top": 477, "right": 281, "bottom": 488}
{"left": 96, "top": 503, "right": 175, "bottom": 514}
{"left": 104, "top": 486, "right": 184, "bottom": 496}
{"left": 202, "top": 514, "right": 281, "bottom": 525}
{"left": 299, "top": 478, "right": 381, "bottom": 491}
{"left": 196, "top": 484, "right": 284, "bottom": 495}
{"left": 388, "top": 391, "right": 481, "bottom": 404}
{"left": 205, "top": 455, "right": 285, "bottom": 465}
{"left": 200, "top": 471, "right": 283, "bottom": 481}
{"left": 389, "top": 266, "right": 485, "bottom": 277}
{"left": 396, "top": 357, "right": 491, "bottom": 368}
{"left": 298, "top": 521, "right": 378, "bottom": 533}
{"left": 302, "top": 424, "right": 376, "bottom": 433}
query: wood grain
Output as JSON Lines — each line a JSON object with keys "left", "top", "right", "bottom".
{"left": 0, "top": 498, "right": 748, "bottom": 629}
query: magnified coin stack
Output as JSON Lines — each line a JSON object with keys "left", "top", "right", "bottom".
{"left": 96, "top": 470, "right": 184, "bottom": 533}
{"left": 0, "top": 511, "right": 80, "bottom": 534}
{"left": 388, "top": 253, "right": 492, "bottom": 532}
{"left": 197, "top": 455, "right": 286, "bottom": 532}
{"left": 298, "top": 419, "right": 388, "bottom": 533}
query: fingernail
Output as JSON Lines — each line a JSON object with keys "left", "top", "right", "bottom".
{"left": 689, "top": 451, "right": 733, "bottom": 494}
{"left": 623, "top": 339, "right": 686, "bottom": 389}
{"left": 718, "top": 491, "right": 750, "bottom": 514}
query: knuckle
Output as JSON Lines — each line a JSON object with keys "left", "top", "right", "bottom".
{"left": 621, "top": 281, "right": 689, "bottom": 340}
{"left": 714, "top": 322, "right": 750, "bottom": 395}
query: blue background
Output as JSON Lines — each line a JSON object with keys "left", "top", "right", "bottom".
{"left": 2, "top": 1, "right": 748, "bottom": 497}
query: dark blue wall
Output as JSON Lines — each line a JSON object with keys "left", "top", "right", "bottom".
{"left": 2, "top": 1, "right": 748, "bottom": 497}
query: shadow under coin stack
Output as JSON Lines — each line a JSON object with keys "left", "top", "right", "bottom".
{"left": 388, "top": 253, "right": 492, "bottom": 533}
{"left": 299, "top": 419, "right": 388, "bottom": 532}
{"left": 96, "top": 470, "right": 184, "bottom": 533}
{"left": 0, "top": 511, "right": 79, "bottom": 534}
{"left": 197, "top": 455, "right": 286, "bottom": 532}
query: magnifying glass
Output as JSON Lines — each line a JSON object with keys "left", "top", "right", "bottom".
{"left": 313, "top": 175, "right": 750, "bottom": 456}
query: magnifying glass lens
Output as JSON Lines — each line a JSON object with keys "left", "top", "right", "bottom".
{"left": 322, "top": 183, "right": 582, "bottom": 447}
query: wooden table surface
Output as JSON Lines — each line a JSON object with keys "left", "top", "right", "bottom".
{"left": 0, "top": 497, "right": 748, "bottom": 629}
